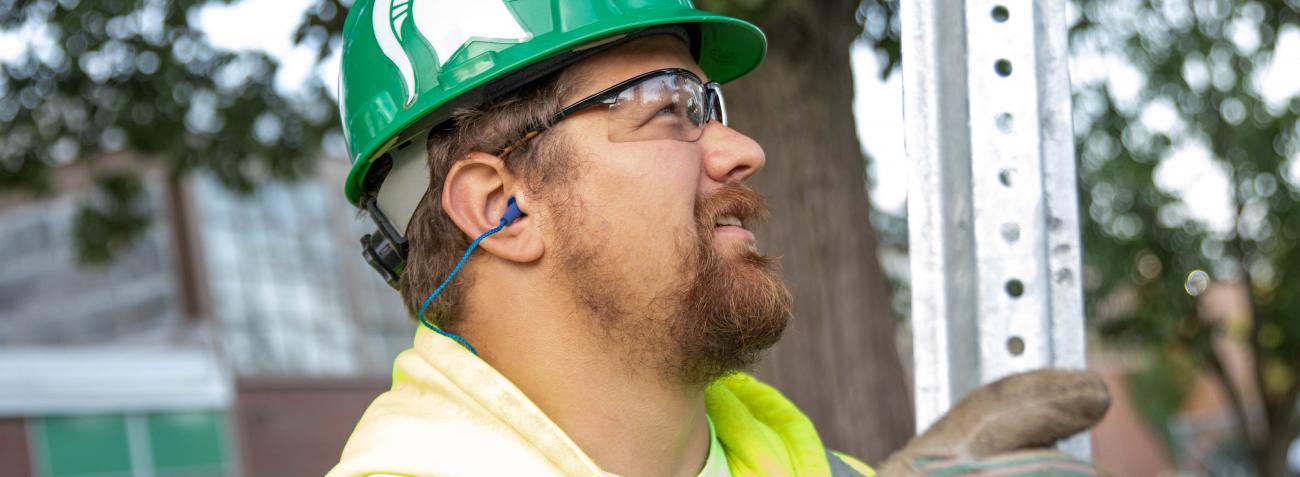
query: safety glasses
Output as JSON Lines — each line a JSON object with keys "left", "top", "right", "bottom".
{"left": 500, "top": 68, "right": 727, "bottom": 157}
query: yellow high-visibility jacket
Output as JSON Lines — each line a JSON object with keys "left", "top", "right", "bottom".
{"left": 327, "top": 327, "right": 874, "bottom": 477}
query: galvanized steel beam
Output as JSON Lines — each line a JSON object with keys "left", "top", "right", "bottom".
{"left": 901, "top": 0, "right": 1089, "bottom": 458}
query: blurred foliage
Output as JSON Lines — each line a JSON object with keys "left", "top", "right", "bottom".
{"left": 70, "top": 171, "right": 151, "bottom": 265}
{"left": 0, "top": 0, "right": 338, "bottom": 264}
{"left": 854, "top": 0, "right": 900, "bottom": 79}
{"left": 1071, "top": 0, "right": 1300, "bottom": 474}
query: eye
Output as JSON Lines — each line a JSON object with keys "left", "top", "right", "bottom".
{"left": 641, "top": 99, "right": 683, "bottom": 124}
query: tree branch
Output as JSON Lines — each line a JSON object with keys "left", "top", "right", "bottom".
{"left": 1198, "top": 333, "right": 1257, "bottom": 451}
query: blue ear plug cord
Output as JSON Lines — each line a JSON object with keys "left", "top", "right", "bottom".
{"left": 416, "top": 198, "right": 524, "bottom": 355}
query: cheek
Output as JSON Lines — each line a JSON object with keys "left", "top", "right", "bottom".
{"left": 586, "top": 142, "right": 701, "bottom": 261}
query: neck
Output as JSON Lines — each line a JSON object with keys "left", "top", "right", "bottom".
{"left": 456, "top": 267, "right": 712, "bottom": 477}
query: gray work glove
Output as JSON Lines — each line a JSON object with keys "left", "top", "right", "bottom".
{"left": 879, "top": 369, "right": 1111, "bottom": 477}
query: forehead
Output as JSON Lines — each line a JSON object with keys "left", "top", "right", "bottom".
{"left": 561, "top": 34, "right": 706, "bottom": 101}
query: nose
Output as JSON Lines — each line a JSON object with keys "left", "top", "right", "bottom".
{"left": 699, "top": 122, "right": 766, "bottom": 184}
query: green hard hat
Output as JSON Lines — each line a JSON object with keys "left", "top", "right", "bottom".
{"left": 338, "top": 0, "right": 767, "bottom": 208}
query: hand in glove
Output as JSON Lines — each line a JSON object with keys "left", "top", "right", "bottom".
{"left": 879, "top": 369, "right": 1111, "bottom": 476}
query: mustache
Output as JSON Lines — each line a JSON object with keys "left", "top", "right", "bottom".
{"left": 695, "top": 184, "right": 770, "bottom": 231}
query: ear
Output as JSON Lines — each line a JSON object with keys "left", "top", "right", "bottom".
{"left": 441, "top": 151, "right": 543, "bottom": 263}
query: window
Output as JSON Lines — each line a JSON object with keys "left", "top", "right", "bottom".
{"left": 0, "top": 182, "right": 180, "bottom": 346}
{"left": 193, "top": 175, "right": 410, "bottom": 377}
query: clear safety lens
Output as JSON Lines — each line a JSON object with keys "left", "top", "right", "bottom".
{"left": 606, "top": 73, "right": 723, "bottom": 143}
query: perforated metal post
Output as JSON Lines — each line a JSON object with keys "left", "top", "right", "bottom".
{"left": 901, "top": 0, "right": 1090, "bottom": 458}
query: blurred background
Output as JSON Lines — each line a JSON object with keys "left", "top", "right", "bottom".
{"left": 0, "top": 0, "right": 1297, "bottom": 476}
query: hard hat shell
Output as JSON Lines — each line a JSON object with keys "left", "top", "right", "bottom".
{"left": 338, "top": 0, "right": 767, "bottom": 206}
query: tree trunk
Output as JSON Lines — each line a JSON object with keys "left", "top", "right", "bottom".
{"left": 1254, "top": 384, "right": 1299, "bottom": 477}
{"left": 724, "top": 2, "right": 915, "bottom": 464}
{"left": 1257, "top": 435, "right": 1293, "bottom": 477}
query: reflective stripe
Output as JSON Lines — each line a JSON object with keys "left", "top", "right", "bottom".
{"left": 827, "top": 450, "right": 870, "bottom": 477}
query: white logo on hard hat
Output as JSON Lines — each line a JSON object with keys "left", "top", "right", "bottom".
{"left": 372, "top": 0, "right": 532, "bottom": 107}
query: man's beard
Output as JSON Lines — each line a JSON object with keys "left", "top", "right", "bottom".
{"left": 551, "top": 184, "right": 793, "bottom": 386}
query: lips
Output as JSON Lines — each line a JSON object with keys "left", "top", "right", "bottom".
{"left": 713, "top": 214, "right": 755, "bottom": 246}
{"left": 698, "top": 185, "right": 769, "bottom": 248}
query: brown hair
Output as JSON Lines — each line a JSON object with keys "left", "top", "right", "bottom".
{"left": 399, "top": 72, "right": 582, "bottom": 329}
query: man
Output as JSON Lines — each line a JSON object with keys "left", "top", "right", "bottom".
{"left": 329, "top": 1, "right": 1108, "bottom": 476}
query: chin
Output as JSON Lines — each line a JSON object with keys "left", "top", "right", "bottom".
{"left": 668, "top": 241, "right": 793, "bottom": 386}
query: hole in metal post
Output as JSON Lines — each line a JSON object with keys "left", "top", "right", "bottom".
{"left": 1001, "top": 223, "right": 1020, "bottom": 243}
{"left": 1005, "top": 279, "right": 1025, "bottom": 297}
{"left": 1007, "top": 336, "right": 1025, "bottom": 355}
{"left": 992, "top": 6, "right": 1010, "bottom": 22}
{"left": 995, "top": 59, "right": 1013, "bottom": 76}
{"left": 998, "top": 168, "right": 1015, "bottom": 187}
{"left": 996, "top": 113, "right": 1015, "bottom": 133}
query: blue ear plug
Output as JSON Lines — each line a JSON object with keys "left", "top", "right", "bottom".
{"left": 417, "top": 197, "right": 527, "bottom": 355}
{"left": 502, "top": 196, "right": 524, "bottom": 225}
